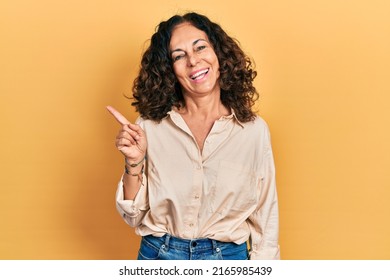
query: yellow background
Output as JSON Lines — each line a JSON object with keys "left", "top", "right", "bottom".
{"left": 1, "top": 0, "right": 389, "bottom": 259}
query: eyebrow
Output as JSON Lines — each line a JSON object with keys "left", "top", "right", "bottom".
{"left": 170, "top": 39, "right": 208, "bottom": 54}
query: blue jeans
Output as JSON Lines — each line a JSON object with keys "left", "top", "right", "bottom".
{"left": 137, "top": 234, "right": 249, "bottom": 260}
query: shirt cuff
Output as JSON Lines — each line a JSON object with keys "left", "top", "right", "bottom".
{"left": 250, "top": 245, "right": 280, "bottom": 260}
{"left": 115, "top": 175, "right": 148, "bottom": 218}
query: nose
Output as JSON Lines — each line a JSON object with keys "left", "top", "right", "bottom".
{"left": 187, "top": 52, "right": 200, "bottom": 67}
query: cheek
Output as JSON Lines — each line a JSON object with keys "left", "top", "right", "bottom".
{"left": 213, "top": 58, "right": 220, "bottom": 77}
{"left": 209, "top": 53, "right": 220, "bottom": 71}
{"left": 172, "top": 65, "right": 187, "bottom": 88}
{"left": 172, "top": 64, "right": 185, "bottom": 79}
{"left": 172, "top": 64, "right": 179, "bottom": 77}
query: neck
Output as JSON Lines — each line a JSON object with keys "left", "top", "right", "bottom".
{"left": 179, "top": 93, "right": 230, "bottom": 120}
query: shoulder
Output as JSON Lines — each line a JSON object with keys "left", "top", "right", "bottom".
{"left": 134, "top": 116, "right": 145, "bottom": 127}
{"left": 254, "top": 115, "right": 270, "bottom": 128}
{"left": 241, "top": 114, "right": 270, "bottom": 132}
{"left": 240, "top": 115, "right": 273, "bottom": 148}
{"left": 135, "top": 115, "right": 169, "bottom": 129}
{"left": 134, "top": 116, "right": 152, "bottom": 130}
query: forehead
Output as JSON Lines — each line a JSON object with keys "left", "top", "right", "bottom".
{"left": 169, "top": 22, "right": 209, "bottom": 49}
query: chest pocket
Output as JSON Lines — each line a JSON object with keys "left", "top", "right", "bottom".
{"left": 213, "top": 160, "right": 259, "bottom": 212}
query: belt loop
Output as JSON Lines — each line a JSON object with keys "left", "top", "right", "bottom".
{"left": 212, "top": 239, "right": 221, "bottom": 254}
{"left": 212, "top": 240, "right": 217, "bottom": 251}
{"left": 164, "top": 234, "right": 171, "bottom": 248}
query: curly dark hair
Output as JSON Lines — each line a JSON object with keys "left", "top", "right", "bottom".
{"left": 131, "top": 12, "right": 259, "bottom": 122}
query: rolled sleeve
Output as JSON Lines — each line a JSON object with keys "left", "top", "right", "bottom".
{"left": 115, "top": 174, "right": 149, "bottom": 227}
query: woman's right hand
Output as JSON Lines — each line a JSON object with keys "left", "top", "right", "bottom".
{"left": 106, "top": 106, "right": 147, "bottom": 162}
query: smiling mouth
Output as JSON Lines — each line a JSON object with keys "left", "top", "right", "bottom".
{"left": 190, "top": 69, "right": 209, "bottom": 80}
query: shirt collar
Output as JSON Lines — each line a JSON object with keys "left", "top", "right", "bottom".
{"left": 167, "top": 108, "right": 245, "bottom": 128}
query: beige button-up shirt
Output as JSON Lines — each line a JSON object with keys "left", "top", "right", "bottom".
{"left": 116, "top": 110, "right": 280, "bottom": 259}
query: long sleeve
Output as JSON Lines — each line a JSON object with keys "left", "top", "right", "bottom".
{"left": 115, "top": 173, "right": 149, "bottom": 227}
{"left": 248, "top": 126, "right": 280, "bottom": 260}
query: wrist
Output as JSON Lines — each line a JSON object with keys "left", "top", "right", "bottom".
{"left": 124, "top": 156, "right": 145, "bottom": 177}
{"left": 125, "top": 156, "right": 145, "bottom": 168}
{"left": 124, "top": 164, "right": 144, "bottom": 176}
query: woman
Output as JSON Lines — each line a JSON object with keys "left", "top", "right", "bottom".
{"left": 107, "top": 12, "right": 280, "bottom": 260}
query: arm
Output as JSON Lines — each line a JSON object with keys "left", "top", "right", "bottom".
{"left": 107, "top": 106, "right": 149, "bottom": 226}
{"left": 106, "top": 105, "right": 147, "bottom": 199}
{"left": 248, "top": 126, "right": 280, "bottom": 260}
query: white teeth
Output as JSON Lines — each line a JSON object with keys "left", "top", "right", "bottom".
{"left": 191, "top": 69, "right": 209, "bottom": 80}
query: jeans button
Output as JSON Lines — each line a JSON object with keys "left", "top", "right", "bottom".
{"left": 216, "top": 247, "right": 221, "bottom": 253}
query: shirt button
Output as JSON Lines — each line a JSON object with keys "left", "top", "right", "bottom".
{"left": 189, "top": 223, "right": 194, "bottom": 227}
{"left": 195, "top": 195, "right": 200, "bottom": 199}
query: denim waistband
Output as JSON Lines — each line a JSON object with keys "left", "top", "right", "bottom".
{"left": 144, "top": 234, "right": 221, "bottom": 251}
{"left": 141, "top": 234, "right": 249, "bottom": 260}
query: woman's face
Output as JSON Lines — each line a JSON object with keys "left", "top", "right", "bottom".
{"left": 169, "top": 22, "right": 220, "bottom": 98}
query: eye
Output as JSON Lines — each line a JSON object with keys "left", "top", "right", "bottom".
{"left": 196, "top": 45, "right": 206, "bottom": 52}
{"left": 173, "top": 54, "right": 185, "bottom": 62}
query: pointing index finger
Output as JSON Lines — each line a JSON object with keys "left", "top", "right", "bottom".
{"left": 106, "top": 106, "right": 130, "bottom": 125}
